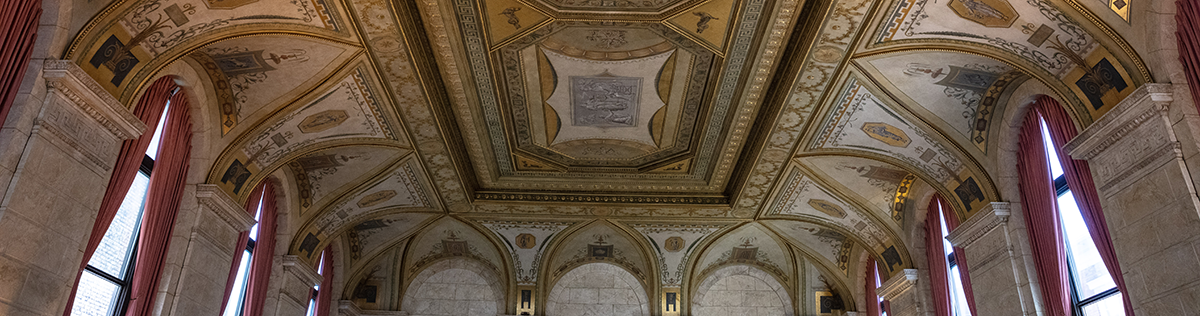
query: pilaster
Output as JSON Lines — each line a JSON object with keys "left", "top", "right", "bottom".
{"left": 0, "top": 60, "right": 142, "bottom": 316}
{"left": 161, "top": 185, "right": 258, "bottom": 316}
{"left": 273, "top": 255, "right": 323, "bottom": 316}
{"left": 1064, "top": 83, "right": 1200, "bottom": 315}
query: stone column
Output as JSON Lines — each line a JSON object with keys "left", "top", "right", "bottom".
{"left": 159, "top": 185, "right": 257, "bottom": 315}
{"left": 946, "top": 202, "right": 1039, "bottom": 316}
{"left": 876, "top": 269, "right": 920, "bottom": 316}
{"left": 0, "top": 60, "right": 143, "bottom": 316}
{"left": 1064, "top": 83, "right": 1200, "bottom": 314}
{"left": 338, "top": 300, "right": 409, "bottom": 316}
{"left": 271, "top": 255, "right": 323, "bottom": 316}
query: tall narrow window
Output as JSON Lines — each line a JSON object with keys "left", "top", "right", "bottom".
{"left": 70, "top": 100, "right": 171, "bottom": 316}
{"left": 305, "top": 249, "right": 332, "bottom": 316}
{"left": 1038, "top": 118, "right": 1124, "bottom": 315}
{"left": 875, "top": 261, "right": 888, "bottom": 316}
{"left": 222, "top": 194, "right": 266, "bottom": 316}
{"left": 936, "top": 202, "right": 972, "bottom": 316}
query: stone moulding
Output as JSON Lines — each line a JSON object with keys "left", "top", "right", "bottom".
{"left": 282, "top": 255, "right": 323, "bottom": 303}
{"left": 42, "top": 60, "right": 144, "bottom": 140}
{"left": 946, "top": 202, "right": 1010, "bottom": 249}
{"left": 1064, "top": 83, "right": 1172, "bottom": 160}
{"left": 196, "top": 184, "right": 257, "bottom": 231}
{"left": 877, "top": 268, "right": 918, "bottom": 300}
{"left": 1064, "top": 84, "right": 1178, "bottom": 193}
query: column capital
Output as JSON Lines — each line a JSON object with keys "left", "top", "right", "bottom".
{"left": 41, "top": 60, "right": 144, "bottom": 140}
{"left": 877, "top": 269, "right": 918, "bottom": 301}
{"left": 197, "top": 184, "right": 257, "bottom": 231}
{"left": 946, "top": 202, "right": 1010, "bottom": 248}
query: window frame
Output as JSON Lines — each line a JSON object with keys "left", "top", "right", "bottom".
{"left": 78, "top": 130, "right": 158, "bottom": 316}
{"left": 1051, "top": 174, "right": 1122, "bottom": 314}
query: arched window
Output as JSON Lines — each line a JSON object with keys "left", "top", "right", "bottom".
{"left": 65, "top": 77, "right": 193, "bottom": 316}
{"left": 926, "top": 195, "right": 976, "bottom": 316}
{"left": 220, "top": 181, "right": 279, "bottom": 316}
{"left": 1016, "top": 96, "right": 1132, "bottom": 315}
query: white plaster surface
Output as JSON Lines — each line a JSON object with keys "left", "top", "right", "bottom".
{"left": 545, "top": 263, "right": 650, "bottom": 316}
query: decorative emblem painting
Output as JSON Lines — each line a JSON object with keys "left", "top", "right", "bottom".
{"left": 947, "top": 0, "right": 1018, "bottom": 27}
{"left": 516, "top": 233, "right": 537, "bottom": 249}
{"left": 664, "top": 236, "right": 685, "bottom": 252}
{"left": 808, "top": 199, "right": 848, "bottom": 218}
{"left": 570, "top": 75, "right": 642, "bottom": 127}
{"left": 861, "top": 122, "right": 911, "bottom": 147}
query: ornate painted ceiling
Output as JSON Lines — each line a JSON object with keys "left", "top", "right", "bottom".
{"left": 63, "top": 0, "right": 1148, "bottom": 310}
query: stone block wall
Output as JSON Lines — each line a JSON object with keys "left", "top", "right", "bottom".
{"left": 545, "top": 263, "right": 650, "bottom": 316}
{"left": 1065, "top": 83, "right": 1200, "bottom": 315}
{"left": 0, "top": 61, "right": 143, "bottom": 316}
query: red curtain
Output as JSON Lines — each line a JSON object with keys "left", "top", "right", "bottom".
{"left": 1179, "top": 0, "right": 1200, "bottom": 115}
{"left": 126, "top": 89, "right": 193, "bottom": 316}
{"left": 63, "top": 77, "right": 177, "bottom": 315}
{"left": 941, "top": 197, "right": 978, "bottom": 316}
{"left": 925, "top": 196, "right": 953, "bottom": 316}
{"left": 1037, "top": 96, "right": 1135, "bottom": 315}
{"left": 865, "top": 257, "right": 881, "bottom": 316}
{"left": 315, "top": 245, "right": 335, "bottom": 316}
{"left": 245, "top": 181, "right": 279, "bottom": 316}
{"left": 1017, "top": 102, "right": 1072, "bottom": 316}
{"left": 218, "top": 186, "right": 265, "bottom": 315}
{"left": 0, "top": 0, "right": 40, "bottom": 129}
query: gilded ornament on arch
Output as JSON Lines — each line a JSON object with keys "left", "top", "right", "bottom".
{"left": 812, "top": 46, "right": 844, "bottom": 63}
{"left": 298, "top": 110, "right": 349, "bottom": 133}
{"left": 860, "top": 122, "right": 911, "bottom": 147}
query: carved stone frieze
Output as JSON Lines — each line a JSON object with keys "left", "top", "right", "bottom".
{"left": 876, "top": 268, "right": 918, "bottom": 300}
{"left": 196, "top": 184, "right": 258, "bottom": 231}
{"left": 281, "top": 255, "right": 323, "bottom": 304}
{"left": 1065, "top": 84, "right": 1178, "bottom": 192}
{"left": 946, "top": 202, "right": 1010, "bottom": 249}
{"left": 42, "top": 60, "right": 144, "bottom": 140}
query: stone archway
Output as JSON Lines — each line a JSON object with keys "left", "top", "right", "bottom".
{"left": 401, "top": 257, "right": 504, "bottom": 316}
{"left": 691, "top": 265, "right": 793, "bottom": 316}
{"left": 545, "top": 262, "right": 651, "bottom": 316}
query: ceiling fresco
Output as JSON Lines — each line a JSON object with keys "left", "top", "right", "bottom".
{"left": 63, "top": 0, "right": 1151, "bottom": 310}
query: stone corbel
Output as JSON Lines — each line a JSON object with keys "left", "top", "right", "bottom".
{"left": 338, "top": 300, "right": 408, "bottom": 316}
{"left": 197, "top": 184, "right": 257, "bottom": 231}
{"left": 876, "top": 269, "right": 918, "bottom": 301}
{"left": 281, "top": 255, "right": 323, "bottom": 304}
{"left": 41, "top": 60, "right": 144, "bottom": 140}
{"left": 946, "top": 202, "right": 1010, "bottom": 248}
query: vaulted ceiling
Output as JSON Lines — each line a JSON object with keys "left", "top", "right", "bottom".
{"left": 63, "top": 0, "right": 1148, "bottom": 307}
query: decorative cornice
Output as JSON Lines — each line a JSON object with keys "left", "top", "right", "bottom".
{"left": 282, "top": 255, "right": 322, "bottom": 288}
{"left": 196, "top": 184, "right": 257, "bottom": 231}
{"left": 1065, "top": 84, "right": 1173, "bottom": 160}
{"left": 41, "top": 60, "right": 144, "bottom": 140}
{"left": 946, "top": 202, "right": 1010, "bottom": 249}
{"left": 338, "top": 301, "right": 408, "bottom": 316}
{"left": 877, "top": 269, "right": 918, "bottom": 300}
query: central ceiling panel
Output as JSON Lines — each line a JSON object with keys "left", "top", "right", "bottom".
{"left": 428, "top": 0, "right": 783, "bottom": 204}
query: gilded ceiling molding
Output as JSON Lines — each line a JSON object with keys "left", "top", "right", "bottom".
{"left": 733, "top": 0, "right": 875, "bottom": 216}
{"left": 347, "top": 0, "right": 473, "bottom": 212}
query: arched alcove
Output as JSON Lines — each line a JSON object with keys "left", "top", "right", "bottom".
{"left": 691, "top": 264, "right": 793, "bottom": 316}
{"left": 401, "top": 257, "right": 504, "bottom": 316}
{"left": 545, "top": 262, "right": 651, "bottom": 316}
